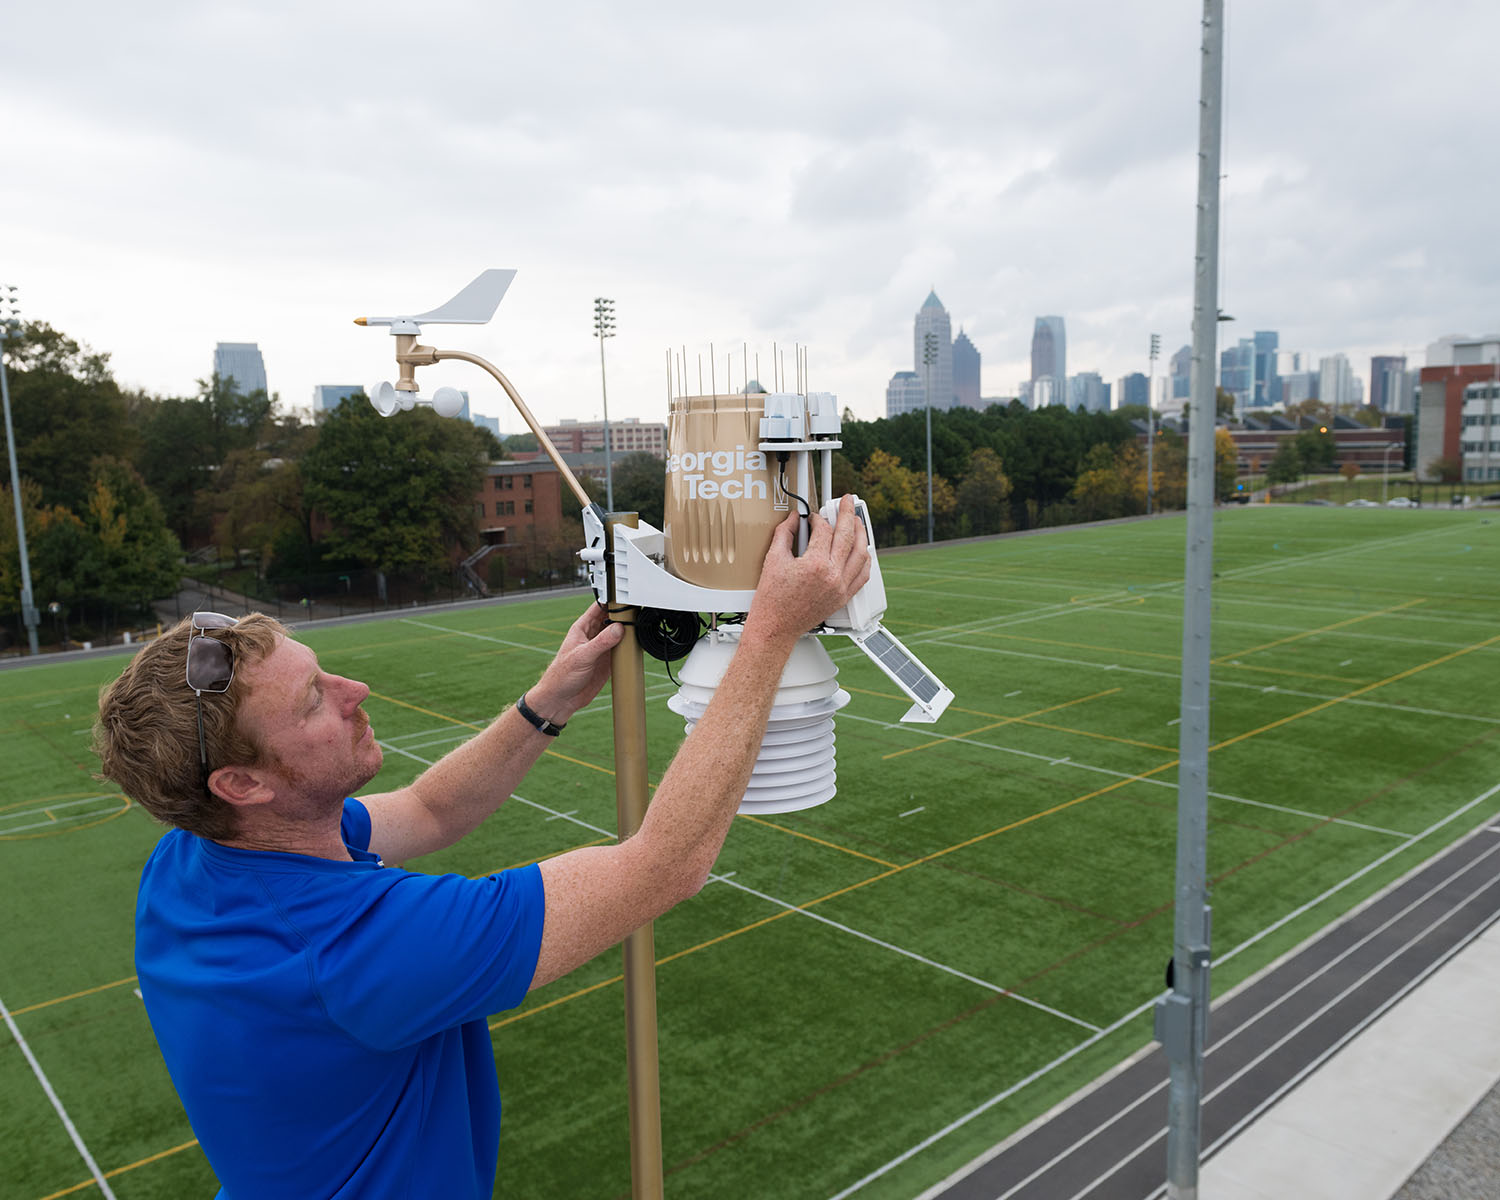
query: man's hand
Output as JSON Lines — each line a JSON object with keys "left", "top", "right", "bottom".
{"left": 526, "top": 603, "right": 624, "bottom": 724}
{"left": 743, "top": 496, "right": 871, "bottom": 650}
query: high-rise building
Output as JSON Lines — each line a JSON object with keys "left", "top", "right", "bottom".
{"left": 1030, "top": 376, "right": 1062, "bottom": 408}
{"left": 1068, "top": 372, "right": 1107, "bottom": 413}
{"left": 313, "top": 384, "right": 363, "bottom": 412}
{"left": 1031, "top": 316, "right": 1066, "bottom": 395}
{"left": 1253, "top": 331, "right": 1280, "bottom": 407}
{"left": 1117, "top": 373, "right": 1149, "bottom": 409}
{"left": 1319, "top": 354, "right": 1356, "bottom": 413}
{"left": 914, "top": 291, "right": 955, "bottom": 411}
{"left": 952, "top": 329, "right": 981, "bottom": 409}
{"left": 1170, "top": 345, "right": 1193, "bottom": 399}
{"left": 1220, "top": 338, "right": 1254, "bottom": 411}
{"left": 471, "top": 413, "right": 501, "bottom": 438}
{"left": 1369, "top": 355, "right": 1407, "bottom": 411}
{"left": 886, "top": 370, "right": 926, "bottom": 417}
{"left": 214, "top": 342, "right": 267, "bottom": 396}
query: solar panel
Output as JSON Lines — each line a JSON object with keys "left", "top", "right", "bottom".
{"left": 851, "top": 625, "right": 953, "bottom": 722}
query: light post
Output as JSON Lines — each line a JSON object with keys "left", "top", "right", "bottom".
{"left": 1148, "top": 333, "right": 1161, "bottom": 515}
{"left": 594, "top": 297, "right": 616, "bottom": 510}
{"left": 923, "top": 331, "right": 937, "bottom": 543}
{"left": 1381, "top": 440, "right": 1401, "bottom": 505}
{"left": 1, "top": 285, "right": 40, "bottom": 655}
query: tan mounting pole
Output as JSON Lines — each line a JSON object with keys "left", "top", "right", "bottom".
{"left": 389, "top": 339, "right": 665, "bottom": 1196}
{"left": 606, "top": 512, "right": 665, "bottom": 1200}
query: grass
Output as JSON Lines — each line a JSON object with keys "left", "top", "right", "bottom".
{"left": 3, "top": 505, "right": 1499, "bottom": 1199}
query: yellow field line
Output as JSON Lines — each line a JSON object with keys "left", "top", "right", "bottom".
{"left": 1213, "top": 598, "right": 1426, "bottom": 663}
{"left": 884, "top": 688, "right": 1122, "bottom": 760}
{"left": 738, "top": 815, "right": 899, "bottom": 868}
{"left": 10, "top": 975, "right": 138, "bottom": 1017}
{"left": 33, "top": 1138, "right": 201, "bottom": 1200}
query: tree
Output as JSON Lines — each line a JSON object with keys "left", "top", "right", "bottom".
{"left": 1266, "top": 440, "right": 1303, "bottom": 485}
{"left": 610, "top": 452, "right": 666, "bottom": 530}
{"left": 859, "top": 449, "right": 923, "bottom": 538}
{"left": 955, "top": 447, "right": 1012, "bottom": 534}
{"left": 1215, "top": 429, "right": 1238, "bottom": 501}
{"left": 1428, "top": 456, "right": 1463, "bottom": 484}
{"left": 0, "top": 322, "right": 135, "bottom": 512}
{"left": 1071, "top": 442, "right": 1140, "bottom": 520}
{"left": 1293, "top": 428, "right": 1337, "bottom": 474}
{"left": 83, "top": 458, "right": 181, "bottom": 606}
{"left": 1340, "top": 461, "right": 1361, "bottom": 484}
{"left": 302, "top": 403, "right": 489, "bottom": 576}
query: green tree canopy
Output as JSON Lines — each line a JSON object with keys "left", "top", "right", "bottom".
{"left": 610, "top": 452, "right": 666, "bottom": 530}
{"left": 1, "top": 322, "right": 135, "bottom": 512}
{"left": 302, "top": 403, "right": 489, "bottom": 575}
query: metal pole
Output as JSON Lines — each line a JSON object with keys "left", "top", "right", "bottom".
{"left": 0, "top": 311, "right": 41, "bottom": 655}
{"left": 1157, "top": 4, "right": 1222, "bottom": 1197}
{"left": 596, "top": 298, "right": 616, "bottom": 511}
{"left": 605, "top": 512, "right": 664, "bottom": 1200}
{"left": 1148, "top": 334, "right": 1161, "bottom": 516}
{"left": 924, "top": 332, "right": 937, "bottom": 543}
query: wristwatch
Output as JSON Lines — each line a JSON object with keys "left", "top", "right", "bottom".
{"left": 516, "top": 693, "right": 566, "bottom": 736}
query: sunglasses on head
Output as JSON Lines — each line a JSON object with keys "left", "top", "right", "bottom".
{"left": 187, "top": 612, "right": 238, "bottom": 792}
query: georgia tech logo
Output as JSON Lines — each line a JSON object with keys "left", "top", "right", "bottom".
{"left": 667, "top": 445, "right": 785, "bottom": 504}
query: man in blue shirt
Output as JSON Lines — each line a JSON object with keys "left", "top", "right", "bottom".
{"left": 94, "top": 501, "right": 868, "bottom": 1198}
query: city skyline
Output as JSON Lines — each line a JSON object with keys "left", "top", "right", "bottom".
{"left": 2, "top": 3, "right": 1495, "bottom": 431}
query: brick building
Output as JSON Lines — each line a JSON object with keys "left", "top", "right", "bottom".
{"left": 542, "top": 417, "right": 666, "bottom": 457}
{"left": 473, "top": 461, "right": 564, "bottom": 547}
{"left": 1416, "top": 360, "right": 1500, "bottom": 482}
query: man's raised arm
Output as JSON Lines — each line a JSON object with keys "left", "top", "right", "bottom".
{"left": 530, "top": 496, "right": 870, "bottom": 990}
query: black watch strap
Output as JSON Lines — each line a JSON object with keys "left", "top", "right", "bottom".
{"left": 516, "top": 693, "right": 565, "bottom": 736}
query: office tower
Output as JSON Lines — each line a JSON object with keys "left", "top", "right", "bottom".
{"left": 214, "top": 343, "right": 267, "bottom": 396}
{"left": 1369, "top": 355, "right": 1407, "bottom": 411}
{"left": 1253, "top": 331, "right": 1280, "bottom": 407}
{"left": 1117, "top": 373, "right": 1149, "bottom": 409}
{"left": 1031, "top": 376, "right": 1061, "bottom": 408}
{"left": 1030, "top": 316, "right": 1066, "bottom": 398}
{"left": 886, "top": 370, "right": 926, "bottom": 417}
{"left": 1319, "top": 354, "right": 1355, "bottom": 413}
{"left": 953, "top": 329, "right": 981, "bottom": 409}
{"left": 1220, "top": 338, "right": 1254, "bottom": 411}
{"left": 1169, "top": 345, "right": 1192, "bottom": 399}
{"left": 1069, "top": 372, "right": 1107, "bottom": 413}
{"left": 471, "top": 413, "right": 501, "bottom": 438}
{"left": 312, "top": 384, "right": 363, "bottom": 412}
{"left": 914, "top": 291, "right": 954, "bottom": 411}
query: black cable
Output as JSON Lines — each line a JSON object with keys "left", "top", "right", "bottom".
{"left": 778, "top": 457, "right": 811, "bottom": 518}
{"left": 635, "top": 608, "right": 701, "bottom": 663}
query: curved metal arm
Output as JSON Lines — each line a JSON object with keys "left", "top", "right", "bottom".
{"left": 431, "top": 347, "right": 594, "bottom": 510}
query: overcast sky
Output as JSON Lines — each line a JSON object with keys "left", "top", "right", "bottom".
{"left": 3, "top": 0, "right": 1497, "bottom": 430}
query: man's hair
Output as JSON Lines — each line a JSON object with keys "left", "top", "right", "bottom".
{"left": 94, "top": 613, "right": 289, "bottom": 840}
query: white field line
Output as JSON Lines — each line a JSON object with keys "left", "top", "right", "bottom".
{"left": 1, "top": 807, "right": 128, "bottom": 837}
{"left": 707, "top": 874, "right": 1100, "bottom": 1033}
{"left": 1109, "top": 594, "right": 1500, "bottom": 641}
{"left": 834, "top": 780, "right": 1500, "bottom": 1200}
{"left": 928, "top": 640, "right": 1500, "bottom": 726}
{"left": 0, "top": 994, "right": 118, "bottom": 1200}
{"left": 838, "top": 712, "right": 1407, "bottom": 838}
{"left": 374, "top": 746, "right": 1080, "bottom": 1026}
{"left": 1, "top": 795, "right": 122, "bottom": 822}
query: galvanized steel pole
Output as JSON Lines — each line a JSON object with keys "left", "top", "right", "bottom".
{"left": 1158, "top": 3, "right": 1222, "bottom": 1197}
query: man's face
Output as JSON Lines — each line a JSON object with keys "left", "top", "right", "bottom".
{"left": 234, "top": 636, "right": 384, "bottom": 808}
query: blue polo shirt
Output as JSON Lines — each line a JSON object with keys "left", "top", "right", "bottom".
{"left": 136, "top": 798, "right": 545, "bottom": 1199}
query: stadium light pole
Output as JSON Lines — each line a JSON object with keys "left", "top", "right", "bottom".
{"left": 594, "top": 297, "right": 616, "bottom": 511}
{"left": 1156, "top": 4, "right": 1223, "bottom": 1198}
{"left": 1148, "top": 333, "right": 1161, "bottom": 515}
{"left": 923, "top": 331, "right": 937, "bottom": 543}
{"left": 1, "top": 286, "right": 41, "bottom": 655}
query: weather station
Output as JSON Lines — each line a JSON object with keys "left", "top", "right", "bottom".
{"left": 355, "top": 269, "right": 953, "bottom": 1198}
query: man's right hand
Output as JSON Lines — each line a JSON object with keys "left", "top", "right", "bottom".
{"left": 743, "top": 496, "right": 871, "bottom": 649}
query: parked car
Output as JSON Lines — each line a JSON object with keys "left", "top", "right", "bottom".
{"left": 1386, "top": 496, "right": 1419, "bottom": 508}
{"left": 1346, "top": 499, "right": 1379, "bottom": 507}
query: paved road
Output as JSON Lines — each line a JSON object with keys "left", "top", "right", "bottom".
{"left": 934, "top": 820, "right": 1500, "bottom": 1200}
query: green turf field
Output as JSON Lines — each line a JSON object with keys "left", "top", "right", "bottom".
{"left": 3, "top": 506, "right": 1498, "bottom": 1199}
